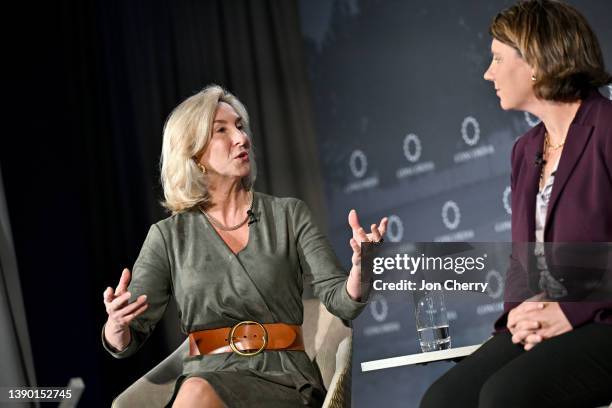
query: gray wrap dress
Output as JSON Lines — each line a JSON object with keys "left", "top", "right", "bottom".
{"left": 103, "top": 192, "right": 368, "bottom": 407}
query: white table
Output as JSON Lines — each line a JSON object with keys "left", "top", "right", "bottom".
{"left": 360, "top": 344, "right": 482, "bottom": 372}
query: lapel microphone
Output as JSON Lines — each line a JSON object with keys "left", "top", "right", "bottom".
{"left": 247, "top": 209, "right": 258, "bottom": 226}
{"left": 534, "top": 152, "right": 547, "bottom": 167}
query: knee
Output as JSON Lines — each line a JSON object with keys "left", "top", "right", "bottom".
{"left": 420, "top": 377, "right": 456, "bottom": 408}
{"left": 182, "top": 377, "right": 214, "bottom": 396}
{"left": 173, "top": 377, "right": 222, "bottom": 408}
{"left": 479, "top": 374, "right": 536, "bottom": 408}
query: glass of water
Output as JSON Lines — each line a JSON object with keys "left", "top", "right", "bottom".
{"left": 414, "top": 291, "right": 451, "bottom": 352}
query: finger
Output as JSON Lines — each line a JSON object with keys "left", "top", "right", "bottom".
{"left": 115, "top": 268, "right": 131, "bottom": 295}
{"left": 520, "top": 301, "right": 546, "bottom": 313}
{"left": 378, "top": 217, "right": 389, "bottom": 237}
{"left": 524, "top": 342, "right": 536, "bottom": 351}
{"left": 511, "top": 329, "right": 532, "bottom": 344}
{"left": 515, "top": 320, "right": 540, "bottom": 332}
{"left": 103, "top": 287, "right": 115, "bottom": 304}
{"left": 356, "top": 227, "right": 369, "bottom": 243}
{"left": 508, "top": 313, "right": 532, "bottom": 329}
{"left": 507, "top": 311, "right": 524, "bottom": 329}
{"left": 524, "top": 333, "right": 542, "bottom": 345}
{"left": 108, "top": 291, "right": 132, "bottom": 313}
{"left": 115, "top": 295, "right": 148, "bottom": 318}
{"left": 349, "top": 238, "right": 361, "bottom": 255}
{"left": 369, "top": 224, "right": 382, "bottom": 242}
{"left": 509, "top": 303, "right": 545, "bottom": 328}
{"left": 123, "top": 303, "right": 149, "bottom": 324}
{"left": 508, "top": 306, "right": 542, "bottom": 328}
{"left": 348, "top": 209, "right": 362, "bottom": 232}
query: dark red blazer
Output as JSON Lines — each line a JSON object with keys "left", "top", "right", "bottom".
{"left": 496, "top": 90, "right": 612, "bottom": 330}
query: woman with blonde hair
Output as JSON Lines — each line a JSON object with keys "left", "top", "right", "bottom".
{"left": 102, "top": 84, "right": 388, "bottom": 407}
{"left": 421, "top": 1, "right": 612, "bottom": 407}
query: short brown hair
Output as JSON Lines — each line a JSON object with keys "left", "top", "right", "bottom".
{"left": 490, "top": 0, "right": 611, "bottom": 101}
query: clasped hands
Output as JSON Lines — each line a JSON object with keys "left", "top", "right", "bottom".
{"left": 346, "top": 209, "right": 388, "bottom": 301}
{"left": 507, "top": 294, "right": 572, "bottom": 351}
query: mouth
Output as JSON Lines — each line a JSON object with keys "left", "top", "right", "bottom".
{"left": 235, "top": 151, "right": 249, "bottom": 161}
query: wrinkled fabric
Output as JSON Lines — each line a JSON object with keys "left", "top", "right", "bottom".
{"left": 103, "top": 192, "right": 367, "bottom": 407}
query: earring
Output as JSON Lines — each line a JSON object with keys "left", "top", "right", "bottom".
{"left": 198, "top": 163, "right": 207, "bottom": 174}
{"left": 531, "top": 75, "right": 537, "bottom": 81}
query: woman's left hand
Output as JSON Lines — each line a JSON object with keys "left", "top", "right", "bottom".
{"left": 509, "top": 301, "right": 572, "bottom": 350}
{"left": 346, "top": 209, "right": 388, "bottom": 300}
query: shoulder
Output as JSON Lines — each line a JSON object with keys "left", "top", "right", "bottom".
{"left": 583, "top": 90, "right": 612, "bottom": 124}
{"left": 255, "top": 192, "right": 305, "bottom": 212}
{"left": 512, "top": 122, "right": 542, "bottom": 163}
{"left": 584, "top": 92, "right": 612, "bottom": 140}
{"left": 152, "top": 210, "right": 200, "bottom": 237}
{"left": 573, "top": 91, "right": 612, "bottom": 150}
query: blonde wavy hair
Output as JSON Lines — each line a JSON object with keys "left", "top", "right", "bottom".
{"left": 160, "top": 85, "right": 256, "bottom": 213}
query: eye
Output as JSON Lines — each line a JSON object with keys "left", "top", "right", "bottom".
{"left": 215, "top": 127, "right": 226, "bottom": 133}
{"left": 236, "top": 123, "right": 244, "bottom": 130}
{"left": 493, "top": 55, "right": 502, "bottom": 63}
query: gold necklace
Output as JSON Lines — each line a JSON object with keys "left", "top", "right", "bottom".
{"left": 200, "top": 191, "right": 253, "bottom": 231}
{"left": 545, "top": 132, "right": 566, "bottom": 150}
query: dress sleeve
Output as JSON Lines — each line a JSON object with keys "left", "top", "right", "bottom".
{"left": 102, "top": 224, "right": 172, "bottom": 358}
{"left": 291, "top": 199, "right": 367, "bottom": 321}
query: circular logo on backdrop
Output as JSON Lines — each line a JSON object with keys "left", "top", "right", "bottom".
{"left": 349, "top": 150, "right": 368, "bottom": 178}
{"left": 503, "top": 186, "right": 512, "bottom": 215}
{"left": 386, "top": 214, "right": 404, "bottom": 243}
{"left": 485, "top": 269, "right": 504, "bottom": 299}
{"left": 461, "top": 116, "right": 480, "bottom": 146}
{"left": 369, "top": 295, "right": 389, "bottom": 322}
{"left": 524, "top": 111, "right": 541, "bottom": 127}
{"left": 442, "top": 201, "right": 461, "bottom": 230}
{"left": 403, "top": 133, "right": 422, "bottom": 163}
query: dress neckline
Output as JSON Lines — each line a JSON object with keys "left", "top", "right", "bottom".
{"left": 200, "top": 192, "right": 259, "bottom": 256}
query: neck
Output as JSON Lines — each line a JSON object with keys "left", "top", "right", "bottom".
{"left": 527, "top": 99, "right": 582, "bottom": 146}
{"left": 207, "top": 178, "right": 250, "bottom": 222}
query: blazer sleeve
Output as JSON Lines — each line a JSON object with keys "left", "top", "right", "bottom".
{"left": 560, "top": 120, "right": 612, "bottom": 327}
{"left": 102, "top": 224, "right": 172, "bottom": 358}
{"left": 494, "top": 253, "right": 529, "bottom": 331}
{"left": 495, "top": 139, "right": 525, "bottom": 331}
{"left": 559, "top": 302, "right": 612, "bottom": 328}
{"left": 291, "top": 199, "right": 368, "bottom": 321}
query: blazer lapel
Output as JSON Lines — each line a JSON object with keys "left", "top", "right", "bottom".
{"left": 544, "top": 123, "right": 594, "bottom": 236}
{"left": 521, "top": 131, "right": 543, "bottom": 242}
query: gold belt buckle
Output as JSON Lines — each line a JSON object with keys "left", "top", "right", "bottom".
{"left": 229, "top": 321, "right": 268, "bottom": 356}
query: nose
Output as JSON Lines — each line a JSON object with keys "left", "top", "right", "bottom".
{"left": 232, "top": 127, "right": 250, "bottom": 147}
{"left": 483, "top": 61, "right": 494, "bottom": 82}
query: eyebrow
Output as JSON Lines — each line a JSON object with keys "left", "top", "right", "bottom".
{"left": 213, "top": 118, "right": 242, "bottom": 124}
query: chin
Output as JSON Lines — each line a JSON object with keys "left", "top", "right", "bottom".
{"left": 499, "top": 99, "right": 514, "bottom": 111}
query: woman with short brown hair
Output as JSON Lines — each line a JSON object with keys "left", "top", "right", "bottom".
{"left": 421, "top": 1, "right": 612, "bottom": 407}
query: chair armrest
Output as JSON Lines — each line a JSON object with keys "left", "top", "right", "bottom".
{"left": 112, "top": 339, "right": 188, "bottom": 408}
{"left": 322, "top": 336, "right": 352, "bottom": 408}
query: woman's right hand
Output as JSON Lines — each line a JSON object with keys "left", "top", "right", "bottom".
{"left": 103, "top": 268, "right": 148, "bottom": 350}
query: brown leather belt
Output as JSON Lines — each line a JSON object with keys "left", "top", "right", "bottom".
{"left": 188, "top": 321, "right": 304, "bottom": 357}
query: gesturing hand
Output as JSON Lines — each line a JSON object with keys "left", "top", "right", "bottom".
{"left": 345, "top": 210, "right": 388, "bottom": 301}
{"left": 347, "top": 209, "right": 388, "bottom": 267}
{"left": 103, "top": 268, "right": 148, "bottom": 334}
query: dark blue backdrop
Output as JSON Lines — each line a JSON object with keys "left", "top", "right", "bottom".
{"left": 298, "top": 1, "right": 612, "bottom": 406}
